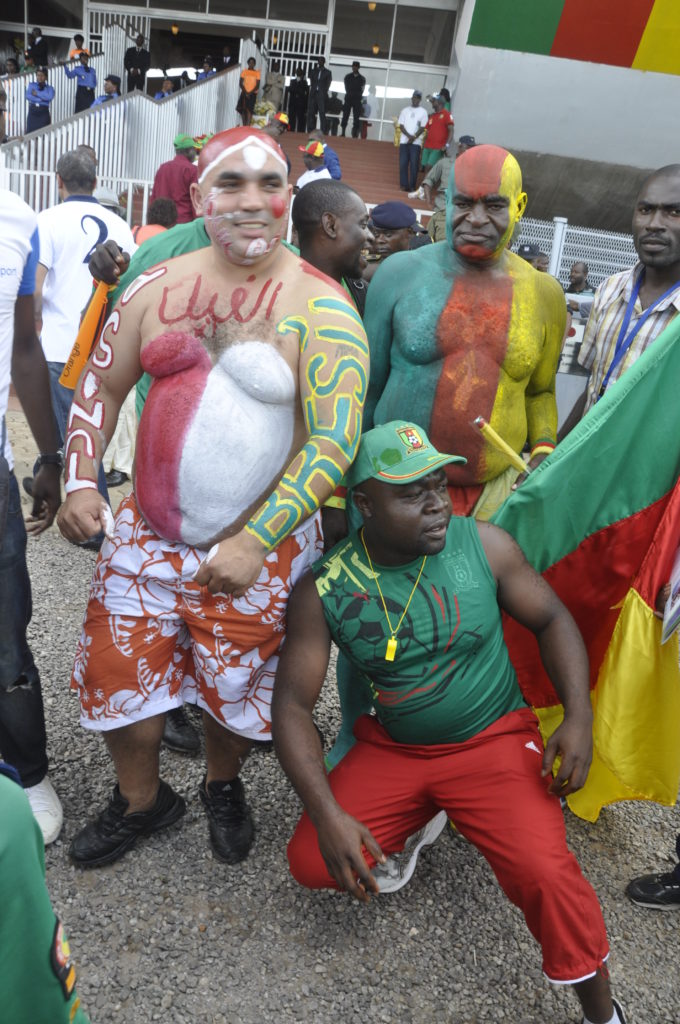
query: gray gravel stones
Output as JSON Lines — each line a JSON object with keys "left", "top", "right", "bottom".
{"left": 11, "top": 477, "right": 677, "bottom": 1023}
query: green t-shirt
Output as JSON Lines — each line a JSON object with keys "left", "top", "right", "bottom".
{"left": 0, "top": 774, "right": 90, "bottom": 1023}
{"left": 313, "top": 518, "right": 525, "bottom": 744}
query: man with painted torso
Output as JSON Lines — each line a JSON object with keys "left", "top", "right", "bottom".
{"left": 365, "top": 143, "right": 566, "bottom": 519}
{"left": 328, "top": 144, "right": 566, "bottom": 769}
{"left": 57, "top": 128, "right": 369, "bottom": 870}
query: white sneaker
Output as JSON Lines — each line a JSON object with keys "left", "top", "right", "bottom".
{"left": 25, "top": 777, "right": 63, "bottom": 845}
{"left": 371, "top": 810, "right": 447, "bottom": 893}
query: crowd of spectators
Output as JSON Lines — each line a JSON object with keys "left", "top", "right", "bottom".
{"left": 3, "top": 32, "right": 680, "bottom": 1024}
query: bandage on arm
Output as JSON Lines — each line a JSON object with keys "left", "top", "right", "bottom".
{"left": 245, "top": 295, "right": 369, "bottom": 551}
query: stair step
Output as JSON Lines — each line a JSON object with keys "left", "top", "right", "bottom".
{"left": 279, "top": 132, "right": 428, "bottom": 210}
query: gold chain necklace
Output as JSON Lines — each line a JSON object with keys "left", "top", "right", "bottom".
{"left": 360, "top": 529, "right": 428, "bottom": 662}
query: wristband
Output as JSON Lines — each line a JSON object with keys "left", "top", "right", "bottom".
{"left": 64, "top": 478, "right": 98, "bottom": 495}
{"left": 36, "top": 452, "right": 64, "bottom": 470}
{"left": 530, "top": 442, "right": 555, "bottom": 459}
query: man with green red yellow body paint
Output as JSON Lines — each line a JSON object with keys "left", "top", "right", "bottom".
{"left": 365, "top": 142, "right": 566, "bottom": 520}
{"left": 328, "top": 144, "right": 567, "bottom": 769}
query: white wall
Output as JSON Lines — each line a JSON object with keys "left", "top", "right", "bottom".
{"left": 450, "top": 0, "right": 680, "bottom": 170}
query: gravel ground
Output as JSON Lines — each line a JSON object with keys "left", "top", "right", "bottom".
{"left": 9, "top": 408, "right": 679, "bottom": 1024}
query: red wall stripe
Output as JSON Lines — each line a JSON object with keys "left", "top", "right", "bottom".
{"left": 550, "top": 0, "right": 656, "bottom": 67}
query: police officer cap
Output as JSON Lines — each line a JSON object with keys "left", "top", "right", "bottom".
{"left": 370, "top": 201, "right": 417, "bottom": 230}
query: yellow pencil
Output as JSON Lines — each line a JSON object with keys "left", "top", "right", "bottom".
{"left": 473, "top": 416, "right": 528, "bottom": 475}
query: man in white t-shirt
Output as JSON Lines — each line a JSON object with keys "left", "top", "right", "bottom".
{"left": 398, "top": 90, "right": 428, "bottom": 192}
{"left": 32, "top": 150, "right": 136, "bottom": 514}
{"left": 0, "top": 188, "right": 63, "bottom": 844}
{"left": 295, "top": 140, "right": 332, "bottom": 193}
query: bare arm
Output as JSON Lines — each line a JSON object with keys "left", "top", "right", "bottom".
{"left": 11, "top": 294, "right": 61, "bottom": 533}
{"left": 556, "top": 389, "right": 588, "bottom": 443}
{"left": 57, "top": 285, "right": 144, "bottom": 542}
{"left": 479, "top": 522, "right": 592, "bottom": 795}
{"left": 272, "top": 572, "right": 384, "bottom": 900}
{"left": 522, "top": 276, "right": 566, "bottom": 473}
{"left": 33, "top": 262, "right": 47, "bottom": 327}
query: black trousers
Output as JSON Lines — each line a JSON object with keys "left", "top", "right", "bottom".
{"left": 0, "top": 475, "right": 48, "bottom": 787}
{"left": 341, "top": 95, "right": 362, "bottom": 137}
{"left": 290, "top": 102, "right": 307, "bottom": 132}
{"left": 307, "top": 90, "right": 327, "bottom": 133}
{"left": 127, "top": 72, "right": 144, "bottom": 92}
{"left": 75, "top": 86, "right": 95, "bottom": 113}
{"left": 26, "top": 105, "right": 50, "bottom": 133}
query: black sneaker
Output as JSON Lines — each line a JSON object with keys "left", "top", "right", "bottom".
{"left": 70, "top": 780, "right": 186, "bottom": 868}
{"left": 199, "top": 776, "right": 254, "bottom": 864}
{"left": 162, "top": 706, "right": 200, "bottom": 755}
{"left": 626, "top": 870, "right": 680, "bottom": 909}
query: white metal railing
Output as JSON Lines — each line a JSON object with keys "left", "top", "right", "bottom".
{"left": 0, "top": 66, "right": 241, "bottom": 193}
{"left": 264, "top": 27, "right": 328, "bottom": 79}
{"left": 517, "top": 216, "right": 636, "bottom": 290}
{"left": 0, "top": 167, "right": 154, "bottom": 225}
{"left": 0, "top": 52, "right": 110, "bottom": 139}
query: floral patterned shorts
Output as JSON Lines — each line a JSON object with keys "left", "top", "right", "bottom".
{"left": 71, "top": 492, "right": 322, "bottom": 739}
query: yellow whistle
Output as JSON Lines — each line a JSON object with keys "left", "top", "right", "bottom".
{"left": 385, "top": 636, "right": 397, "bottom": 661}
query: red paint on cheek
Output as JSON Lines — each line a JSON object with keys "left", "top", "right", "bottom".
{"left": 270, "top": 195, "right": 286, "bottom": 219}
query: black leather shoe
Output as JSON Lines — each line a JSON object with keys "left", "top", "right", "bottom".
{"left": 163, "top": 706, "right": 200, "bottom": 754}
{"left": 70, "top": 780, "right": 186, "bottom": 868}
{"left": 105, "top": 469, "right": 129, "bottom": 487}
{"left": 199, "top": 776, "right": 254, "bottom": 864}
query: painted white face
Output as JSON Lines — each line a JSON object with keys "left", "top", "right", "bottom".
{"left": 198, "top": 142, "right": 290, "bottom": 267}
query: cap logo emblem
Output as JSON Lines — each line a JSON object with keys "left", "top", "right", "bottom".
{"left": 397, "top": 426, "right": 425, "bottom": 452}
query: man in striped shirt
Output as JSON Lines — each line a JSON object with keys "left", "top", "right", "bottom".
{"left": 563, "top": 164, "right": 680, "bottom": 430}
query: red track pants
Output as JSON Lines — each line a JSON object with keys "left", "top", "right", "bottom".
{"left": 288, "top": 708, "right": 609, "bottom": 983}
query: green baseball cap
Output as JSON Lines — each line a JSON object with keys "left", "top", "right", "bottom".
{"left": 174, "top": 133, "right": 197, "bottom": 150}
{"left": 347, "top": 421, "right": 466, "bottom": 488}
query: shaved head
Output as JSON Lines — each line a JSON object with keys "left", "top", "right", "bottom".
{"left": 633, "top": 164, "right": 680, "bottom": 272}
{"left": 637, "top": 164, "right": 680, "bottom": 198}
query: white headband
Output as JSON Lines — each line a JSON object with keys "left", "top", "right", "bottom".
{"left": 198, "top": 135, "right": 288, "bottom": 184}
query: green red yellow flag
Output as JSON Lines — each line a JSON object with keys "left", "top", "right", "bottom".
{"left": 493, "top": 315, "right": 680, "bottom": 821}
{"left": 468, "top": 0, "right": 680, "bottom": 77}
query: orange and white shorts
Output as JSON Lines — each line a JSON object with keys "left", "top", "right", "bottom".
{"left": 71, "top": 493, "right": 322, "bottom": 739}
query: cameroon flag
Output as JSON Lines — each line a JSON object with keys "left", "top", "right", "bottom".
{"left": 493, "top": 316, "right": 680, "bottom": 821}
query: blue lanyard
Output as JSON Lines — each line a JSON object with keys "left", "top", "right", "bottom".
{"left": 598, "top": 271, "right": 680, "bottom": 399}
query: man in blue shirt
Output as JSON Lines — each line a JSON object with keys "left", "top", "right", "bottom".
{"left": 196, "top": 58, "right": 215, "bottom": 82}
{"left": 91, "top": 74, "right": 121, "bottom": 107}
{"left": 154, "top": 77, "right": 175, "bottom": 100}
{"left": 65, "top": 52, "right": 97, "bottom": 114}
{"left": 308, "top": 129, "right": 342, "bottom": 180}
{"left": 25, "top": 67, "right": 54, "bottom": 133}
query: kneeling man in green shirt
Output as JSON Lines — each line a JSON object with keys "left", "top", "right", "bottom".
{"left": 272, "top": 421, "right": 626, "bottom": 1024}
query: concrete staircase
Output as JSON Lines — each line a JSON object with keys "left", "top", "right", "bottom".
{"left": 278, "top": 132, "right": 428, "bottom": 213}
